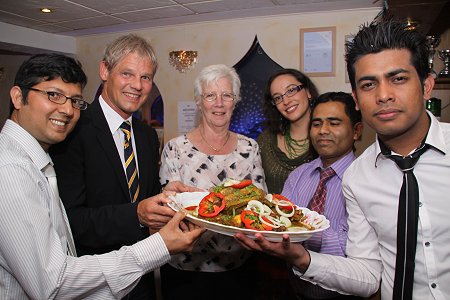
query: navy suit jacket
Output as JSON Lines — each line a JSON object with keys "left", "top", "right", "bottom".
{"left": 50, "top": 98, "right": 161, "bottom": 256}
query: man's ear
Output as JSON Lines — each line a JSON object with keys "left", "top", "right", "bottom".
{"left": 99, "top": 61, "right": 110, "bottom": 81}
{"left": 10, "top": 86, "right": 24, "bottom": 110}
{"left": 353, "top": 122, "right": 364, "bottom": 141}
{"left": 351, "top": 91, "right": 360, "bottom": 111}
{"left": 423, "top": 74, "right": 435, "bottom": 101}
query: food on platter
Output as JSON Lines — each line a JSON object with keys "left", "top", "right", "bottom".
{"left": 175, "top": 178, "right": 329, "bottom": 233}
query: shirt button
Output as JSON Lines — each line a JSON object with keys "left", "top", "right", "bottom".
{"left": 431, "top": 283, "right": 437, "bottom": 288}
{"left": 419, "top": 202, "right": 423, "bottom": 207}
{"left": 425, "top": 242, "right": 431, "bottom": 247}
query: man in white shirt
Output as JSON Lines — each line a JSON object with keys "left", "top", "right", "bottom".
{"left": 235, "top": 19, "right": 450, "bottom": 300}
{"left": 0, "top": 53, "right": 204, "bottom": 299}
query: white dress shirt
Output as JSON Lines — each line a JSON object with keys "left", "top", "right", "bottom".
{"left": 296, "top": 112, "right": 450, "bottom": 300}
{"left": 0, "top": 120, "right": 170, "bottom": 299}
{"left": 99, "top": 95, "right": 140, "bottom": 175}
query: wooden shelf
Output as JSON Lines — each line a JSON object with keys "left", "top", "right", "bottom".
{"left": 435, "top": 77, "right": 450, "bottom": 90}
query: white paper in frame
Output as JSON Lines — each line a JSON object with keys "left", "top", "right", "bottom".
{"left": 300, "top": 27, "right": 336, "bottom": 77}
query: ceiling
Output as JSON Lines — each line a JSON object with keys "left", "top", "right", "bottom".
{"left": 0, "top": 0, "right": 448, "bottom": 57}
{"left": 0, "top": 0, "right": 382, "bottom": 37}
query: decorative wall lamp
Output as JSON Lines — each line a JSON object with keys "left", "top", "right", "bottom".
{"left": 169, "top": 50, "right": 198, "bottom": 73}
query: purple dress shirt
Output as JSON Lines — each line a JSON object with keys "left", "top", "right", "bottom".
{"left": 282, "top": 151, "right": 356, "bottom": 256}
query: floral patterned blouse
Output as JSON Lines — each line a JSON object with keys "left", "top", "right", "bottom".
{"left": 160, "top": 133, "right": 267, "bottom": 272}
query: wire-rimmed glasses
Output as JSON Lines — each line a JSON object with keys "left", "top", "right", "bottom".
{"left": 202, "top": 92, "right": 235, "bottom": 102}
{"left": 271, "top": 84, "right": 305, "bottom": 105}
{"left": 26, "top": 87, "right": 88, "bottom": 110}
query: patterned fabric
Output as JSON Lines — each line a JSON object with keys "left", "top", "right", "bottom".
{"left": 257, "top": 129, "right": 315, "bottom": 194}
{"left": 0, "top": 120, "right": 171, "bottom": 299}
{"left": 160, "top": 133, "right": 267, "bottom": 272}
{"left": 308, "top": 167, "right": 336, "bottom": 214}
{"left": 120, "top": 121, "right": 140, "bottom": 202}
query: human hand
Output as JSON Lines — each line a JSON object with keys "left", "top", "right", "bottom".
{"left": 163, "top": 181, "right": 205, "bottom": 193}
{"left": 159, "top": 212, "right": 206, "bottom": 254}
{"left": 137, "top": 191, "right": 177, "bottom": 230}
{"left": 234, "top": 232, "right": 311, "bottom": 272}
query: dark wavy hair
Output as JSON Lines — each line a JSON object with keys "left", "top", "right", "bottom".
{"left": 345, "top": 19, "right": 429, "bottom": 91}
{"left": 12, "top": 53, "right": 87, "bottom": 113}
{"left": 262, "top": 68, "right": 319, "bottom": 134}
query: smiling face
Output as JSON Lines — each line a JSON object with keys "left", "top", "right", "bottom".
{"left": 310, "top": 101, "right": 361, "bottom": 167}
{"left": 199, "top": 77, "right": 235, "bottom": 129}
{"left": 270, "top": 74, "right": 311, "bottom": 124}
{"left": 10, "top": 77, "right": 81, "bottom": 152}
{"left": 100, "top": 51, "right": 154, "bottom": 119}
{"left": 352, "top": 49, "right": 433, "bottom": 150}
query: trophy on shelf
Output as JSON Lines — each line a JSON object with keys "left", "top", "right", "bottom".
{"left": 426, "top": 35, "right": 441, "bottom": 78}
{"left": 438, "top": 49, "right": 450, "bottom": 78}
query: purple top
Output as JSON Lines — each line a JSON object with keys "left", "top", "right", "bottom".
{"left": 282, "top": 151, "right": 355, "bottom": 256}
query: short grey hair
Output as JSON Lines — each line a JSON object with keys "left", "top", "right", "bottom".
{"left": 194, "top": 64, "right": 241, "bottom": 104}
{"left": 102, "top": 34, "right": 158, "bottom": 75}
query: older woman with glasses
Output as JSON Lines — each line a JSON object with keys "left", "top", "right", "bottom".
{"left": 158, "top": 64, "right": 267, "bottom": 300}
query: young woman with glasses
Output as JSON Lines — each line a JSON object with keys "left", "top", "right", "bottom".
{"left": 258, "top": 68, "right": 319, "bottom": 195}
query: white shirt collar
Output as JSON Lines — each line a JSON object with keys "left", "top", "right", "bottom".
{"left": 98, "top": 95, "right": 133, "bottom": 134}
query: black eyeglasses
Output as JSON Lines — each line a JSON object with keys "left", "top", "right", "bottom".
{"left": 26, "top": 87, "right": 88, "bottom": 110}
{"left": 271, "top": 84, "right": 305, "bottom": 105}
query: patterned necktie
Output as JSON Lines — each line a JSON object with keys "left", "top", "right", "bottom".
{"left": 43, "top": 163, "right": 77, "bottom": 256}
{"left": 120, "top": 121, "right": 140, "bottom": 202}
{"left": 386, "top": 143, "right": 429, "bottom": 300}
{"left": 308, "top": 167, "right": 336, "bottom": 214}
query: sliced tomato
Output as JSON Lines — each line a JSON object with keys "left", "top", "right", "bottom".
{"left": 230, "top": 179, "right": 252, "bottom": 189}
{"left": 272, "top": 194, "right": 294, "bottom": 212}
{"left": 240, "top": 210, "right": 271, "bottom": 231}
{"left": 260, "top": 216, "right": 274, "bottom": 231}
{"left": 185, "top": 205, "right": 197, "bottom": 211}
{"left": 198, "top": 192, "right": 226, "bottom": 217}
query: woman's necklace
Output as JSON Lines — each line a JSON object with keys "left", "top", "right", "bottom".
{"left": 284, "top": 128, "right": 309, "bottom": 159}
{"left": 200, "top": 128, "right": 231, "bottom": 152}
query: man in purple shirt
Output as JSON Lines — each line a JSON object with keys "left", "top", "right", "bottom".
{"left": 281, "top": 91, "right": 363, "bottom": 300}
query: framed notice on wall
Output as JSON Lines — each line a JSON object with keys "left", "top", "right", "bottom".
{"left": 300, "top": 27, "right": 336, "bottom": 77}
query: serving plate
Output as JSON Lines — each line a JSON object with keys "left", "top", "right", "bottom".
{"left": 168, "top": 191, "right": 330, "bottom": 242}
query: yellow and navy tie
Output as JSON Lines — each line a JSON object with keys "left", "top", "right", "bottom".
{"left": 120, "top": 121, "right": 140, "bottom": 202}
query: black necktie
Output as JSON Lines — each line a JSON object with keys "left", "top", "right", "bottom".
{"left": 120, "top": 121, "right": 140, "bottom": 202}
{"left": 384, "top": 142, "right": 429, "bottom": 300}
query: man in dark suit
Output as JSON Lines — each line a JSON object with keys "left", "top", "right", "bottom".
{"left": 51, "top": 34, "right": 192, "bottom": 300}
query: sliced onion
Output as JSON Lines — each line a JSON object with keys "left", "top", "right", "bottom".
{"left": 279, "top": 216, "right": 291, "bottom": 227}
{"left": 223, "top": 178, "right": 240, "bottom": 187}
{"left": 275, "top": 203, "right": 295, "bottom": 217}
{"left": 246, "top": 200, "right": 266, "bottom": 215}
{"left": 259, "top": 214, "right": 282, "bottom": 228}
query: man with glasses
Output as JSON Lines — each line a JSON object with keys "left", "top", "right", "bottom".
{"left": 0, "top": 53, "right": 204, "bottom": 299}
{"left": 50, "top": 34, "right": 197, "bottom": 299}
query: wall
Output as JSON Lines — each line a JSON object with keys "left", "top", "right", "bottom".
{"left": 0, "top": 55, "right": 31, "bottom": 128}
{"left": 76, "top": 8, "right": 381, "bottom": 153}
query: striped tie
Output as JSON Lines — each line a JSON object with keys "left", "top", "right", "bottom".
{"left": 120, "top": 121, "right": 140, "bottom": 202}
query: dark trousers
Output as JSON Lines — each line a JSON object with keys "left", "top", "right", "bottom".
{"left": 160, "top": 263, "right": 254, "bottom": 300}
{"left": 122, "top": 272, "right": 156, "bottom": 300}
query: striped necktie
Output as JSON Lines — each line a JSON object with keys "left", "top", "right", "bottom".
{"left": 308, "top": 167, "right": 336, "bottom": 214}
{"left": 120, "top": 121, "right": 140, "bottom": 202}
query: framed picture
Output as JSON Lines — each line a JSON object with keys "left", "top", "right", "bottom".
{"left": 300, "top": 27, "right": 336, "bottom": 77}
